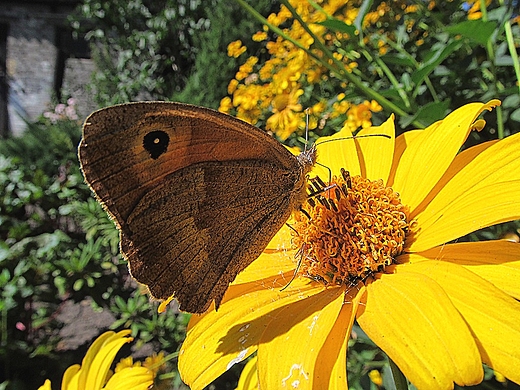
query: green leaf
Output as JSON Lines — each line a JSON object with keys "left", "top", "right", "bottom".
{"left": 445, "top": 19, "right": 497, "bottom": 46}
{"left": 399, "top": 100, "right": 451, "bottom": 128}
{"left": 316, "top": 18, "right": 356, "bottom": 35}
{"left": 510, "top": 108, "right": 520, "bottom": 122}
{"left": 503, "top": 94, "right": 520, "bottom": 109}
{"left": 380, "top": 54, "right": 415, "bottom": 68}
{"left": 411, "top": 39, "right": 462, "bottom": 86}
{"left": 73, "top": 279, "right": 84, "bottom": 291}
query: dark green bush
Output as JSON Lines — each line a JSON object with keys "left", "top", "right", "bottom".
{"left": 0, "top": 115, "right": 188, "bottom": 389}
{"left": 71, "top": 0, "right": 276, "bottom": 108}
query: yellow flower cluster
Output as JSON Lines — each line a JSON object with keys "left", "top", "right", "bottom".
{"left": 220, "top": 0, "right": 435, "bottom": 141}
{"left": 464, "top": 0, "right": 492, "bottom": 20}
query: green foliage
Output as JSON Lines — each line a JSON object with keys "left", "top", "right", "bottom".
{"left": 0, "top": 115, "right": 187, "bottom": 389}
{"left": 173, "top": 0, "right": 275, "bottom": 108}
{"left": 71, "top": 0, "right": 275, "bottom": 108}
{"left": 349, "top": 1, "right": 520, "bottom": 137}
{"left": 71, "top": 0, "right": 208, "bottom": 105}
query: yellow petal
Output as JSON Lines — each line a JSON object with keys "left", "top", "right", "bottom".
{"left": 392, "top": 100, "right": 500, "bottom": 213}
{"left": 235, "top": 356, "right": 259, "bottom": 390}
{"left": 234, "top": 250, "right": 296, "bottom": 284}
{"left": 232, "top": 223, "right": 300, "bottom": 285}
{"left": 314, "top": 286, "right": 364, "bottom": 390}
{"left": 62, "top": 364, "right": 81, "bottom": 390}
{"left": 357, "top": 271, "right": 482, "bottom": 390}
{"left": 411, "top": 140, "right": 498, "bottom": 217}
{"left": 387, "top": 129, "right": 422, "bottom": 187}
{"left": 103, "top": 367, "right": 154, "bottom": 390}
{"left": 264, "top": 223, "right": 295, "bottom": 251}
{"left": 399, "top": 240, "right": 520, "bottom": 299}
{"left": 38, "top": 379, "right": 52, "bottom": 390}
{"left": 408, "top": 131, "right": 520, "bottom": 252}
{"left": 356, "top": 115, "right": 395, "bottom": 182}
{"left": 315, "top": 127, "right": 361, "bottom": 177}
{"left": 399, "top": 261, "right": 520, "bottom": 384}
{"left": 257, "top": 286, "right": 345, "bottom": 389}
{"left": 77, "top": 331, "right": 116, "bottom": 389}
{"left": 179, "top": 278, "right": 325, "bottom": 390}
{"left": 87, "top": 332, "right": 133, "bottom": 389}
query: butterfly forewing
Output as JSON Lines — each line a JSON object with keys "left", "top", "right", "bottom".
{"left": 79, "top": 102, "right": 314, "bottom": 313}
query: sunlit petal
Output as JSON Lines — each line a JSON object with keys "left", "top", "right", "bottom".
{"left": 38, "top": 379, "right": 52, "bottom": 390}
{"left": 392, "top": 100, "right": 499, "bottom": 213}
{"left": 315, "top": 127, "right": 360, "bottom": 177}
{"left": 257, "top": 287, "right": 345, "bottom": 389}
{"left": 356, "top": 115, "right": 395, "bottom": 182}
{"left": 234, "top": 226, "right": 296, "bottom": 285}
{"left": 409, "top": 131, "right": 520, "bottom": 251}
{"left": 387, "top": 129, "right": 422, "bottom": 186}
{"left": 357, "top": 271, "right": 482, "bottom": 389}
{"left": 77, "top": 332, "right": 115, "bottom": 389}
{"left": 103, "top": 367, "right": 153, "bottom": 390}
{"left": 411, "top": 140, "right": 498, "bottom": 216}
{"left": 62, "top": 365, "right": 80, "bottom": 390}
{"left": 235, "top": 356, "right": 259, "bottom": 390}
{"left": 399, "top": 261, "right": 520, "bottom": 384}
{"left": 400, "top": 241, "right": 520, "bottom": 299}
{"left": 179, "top": 278, "right": 325, "bottom": 390}
{"left": 314, "top": 286, "right": 363, "bottom": 390}
{"left": 89, "top": 332, "right": 134, "bottom": 389}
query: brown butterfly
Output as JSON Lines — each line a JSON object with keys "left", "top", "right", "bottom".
{"left": 78, "top": 102, "right": 316, "bottom": 313}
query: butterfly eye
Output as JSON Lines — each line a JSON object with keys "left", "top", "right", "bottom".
{"left": 143, "top": 130, "right": 169, "bottom": 159}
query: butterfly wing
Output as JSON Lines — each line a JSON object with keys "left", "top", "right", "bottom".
{"left": 121, "top": 160, "right": 301, "bottom": 313}
{"left": 79, "top": 102, "right": 306, "bottom": 313}
{"left": 79, "top": 102, "right": 299, "bottom": 223}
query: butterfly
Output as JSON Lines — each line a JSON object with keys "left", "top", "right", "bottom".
{"left": 78, "top": 102, "right": 316, "bottom": 313}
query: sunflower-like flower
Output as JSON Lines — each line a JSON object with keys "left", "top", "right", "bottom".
{"left": 38, "top": 330, "right": 154, "bottom": 390}
{"left": 179, "top": 100, "right": 520, "bottom": 390}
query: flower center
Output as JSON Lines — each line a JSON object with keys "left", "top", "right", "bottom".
{"left": 292, "top": 169, "right": 409, "bottom": 285}
{"left": 272, "top": 94, "right": 290, "bottom": 111}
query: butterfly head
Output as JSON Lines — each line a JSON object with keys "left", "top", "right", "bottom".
{"left": 297, "top": 144, "right": 317, "bottom": 175}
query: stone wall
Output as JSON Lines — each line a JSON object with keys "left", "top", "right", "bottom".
{"left": 0, "top": 1, "right": 96, "bottom": 136}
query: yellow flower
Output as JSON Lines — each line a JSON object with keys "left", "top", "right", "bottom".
{"left": 344, "top": 100, "right": 383, "bottom": 131}
{"left": 179, "top": 100, "right": 520, "bottom": 390}
{"left": 227, "top": 40, "right": 247, "bottom": 58}
{"left": 252, "top": 31, "right": 268, "bottom": 42}
{"left": 369, "top": 369, "right": 383, "bottom": 387}
{"left": 219, "top": 96, "right": 233, "bottom": 114}
{"left": 235, "top": 356, "right": 259, "bottom": 390}
{"left": 144, "top": 352, "right": 167, "bottom": 374}
{"left": 465, "top": 0, "right": 492, "bottom": 20}
{"left": 266, "top": 88, "right": 304, "bottom": 140}
{"left": 235, "top": 56, "right": 259, "bottom": 81}
{"left": 38, "top": 330, "right": 154, "bottom": 390}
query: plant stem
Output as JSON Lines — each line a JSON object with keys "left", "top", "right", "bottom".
{"left": 234, "top": 0, "right": 428, "bottom": 127}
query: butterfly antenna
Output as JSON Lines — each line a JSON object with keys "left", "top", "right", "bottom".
{"left": 280, "top": 244, "right": 306, "bottom": 291}
{"left": 314, "top": 133, "right": 391, "bottom": 147}
{"left": 304, "top": 108, "right": 311, "bottom": 152}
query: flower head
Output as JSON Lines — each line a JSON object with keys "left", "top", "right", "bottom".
{"left": 179, "top": 100, "right": 520, "bottom": 390}
{"left": 266, "top": 88, "right": 304, "bottom": 140}
{"left": 38, "top": 330, "right": 155, "bottom": 390}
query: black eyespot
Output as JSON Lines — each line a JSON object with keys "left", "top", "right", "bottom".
{"left": 143, "top": 130, "right": 169, "bottom": 159}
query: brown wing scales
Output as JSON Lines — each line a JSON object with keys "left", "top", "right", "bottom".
{"left": 124, "top": 160, "right": 301, "bottom": 313}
